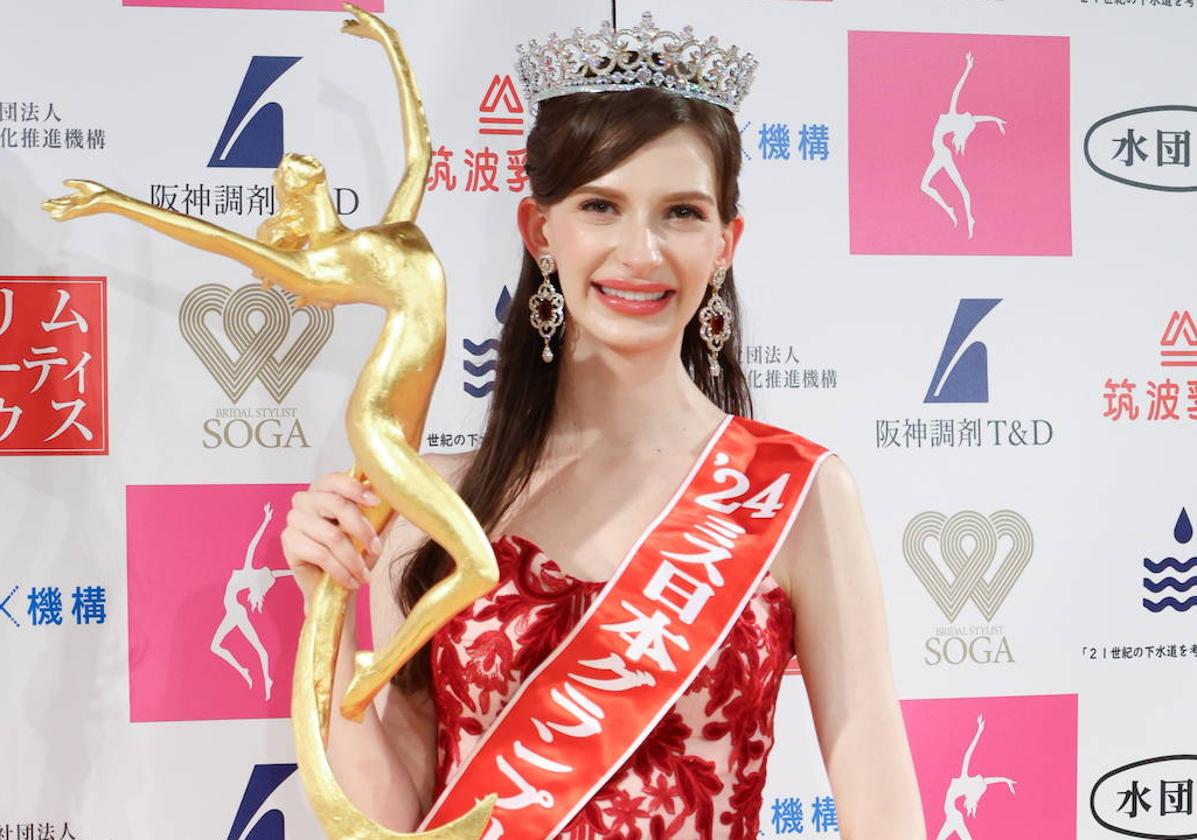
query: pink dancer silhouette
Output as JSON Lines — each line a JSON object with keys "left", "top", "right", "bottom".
{"left": 209, "top": 502, "right": 293, "bottom": 701}
{"left": 934, "top": 715, "right": 1017, "bottom": 840}
{"left": 920, "top": 52, "right": 1008, "bottom": 239}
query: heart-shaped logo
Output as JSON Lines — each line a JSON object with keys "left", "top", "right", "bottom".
{"left": 903, "top": 510, "right": 1033, "bottom": 622}
{"left": 179, "top": 283, "right": 333, "bottom": 404}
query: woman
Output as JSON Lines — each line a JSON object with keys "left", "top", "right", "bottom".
{"left": 282, "top": 12, "right": 924, "bottom": 839}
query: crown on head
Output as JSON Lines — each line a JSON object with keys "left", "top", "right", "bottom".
{"left": 515, "top": 12, "right": 758, "bottom": 116}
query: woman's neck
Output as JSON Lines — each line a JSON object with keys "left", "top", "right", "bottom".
{"left": 547, "top": 338, "right": 726, "bottom": 458}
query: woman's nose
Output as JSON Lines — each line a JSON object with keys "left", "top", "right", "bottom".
{"left": 614, "top": 218, "right": 663, "bottom": 275}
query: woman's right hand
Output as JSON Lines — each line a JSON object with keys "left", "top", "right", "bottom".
{"left": 281, "top": 472, "right": 384, "bottom": 604}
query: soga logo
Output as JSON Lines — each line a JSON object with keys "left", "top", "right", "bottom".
{"left": 904, "top": 510, "right": 1033, "bottom": 665}
{"left": 178, "top": 283, "right": 331, "bottom": 448}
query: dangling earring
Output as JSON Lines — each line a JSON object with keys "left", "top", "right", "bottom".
{"left": 698, "top": 265, "right": 732, "bottom": 377}
{"left": 529, "top": 254, "right": 565, "bottom": 363}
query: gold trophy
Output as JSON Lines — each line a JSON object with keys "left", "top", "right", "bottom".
{"left": 43, "top": 5, "right": 498, "bottom": 838}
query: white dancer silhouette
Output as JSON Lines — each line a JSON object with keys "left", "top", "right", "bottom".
{"left": 934, "top": 714, "right": 1016, "bottom": 840}
{"left": 920, "top": 52, "right": 1008, "bottom": 239}
{"left": 210, "top": 501, "right": 293, "bottom": 701}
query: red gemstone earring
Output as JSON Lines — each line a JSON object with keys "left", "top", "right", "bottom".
{"left": 529, "top": 254, "right": 565, "bottom": 362}
{"left": 698, "top": 266, "right": 732, "bottom": 377}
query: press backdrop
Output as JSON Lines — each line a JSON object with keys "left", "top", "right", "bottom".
{"left": 3, "top": 1, "right": 1195, "bottom": 838}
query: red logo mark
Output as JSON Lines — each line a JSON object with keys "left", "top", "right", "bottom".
{"left": 478, "top": 74, "right": 525, "bottom": 136}
{"left": 1161, "top": 310, "right": 1197, "bottom": 367}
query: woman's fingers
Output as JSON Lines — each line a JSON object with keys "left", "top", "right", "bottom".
{"left": 280, "top": 472, "right": 389, "bottom": 597}
{"left": 281, "top": 528, "right": 361, "bottom": 591}
{"left": 309, "top": 491, "right": 381, "bottom": 562}
{"left": 311, "top": 472, "right": 382, "bottom": 508}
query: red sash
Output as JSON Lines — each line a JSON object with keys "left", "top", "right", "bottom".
{"left": 420, "top": 415, "right": 830, "bottom": 838}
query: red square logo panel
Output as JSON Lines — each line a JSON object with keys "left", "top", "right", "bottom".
{"left": 0, "top": 277, "right": 108, "bottom": 455}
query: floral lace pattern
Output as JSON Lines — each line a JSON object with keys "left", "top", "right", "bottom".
{"left": 430, "top": 535, "right": 796, "bottom": 839}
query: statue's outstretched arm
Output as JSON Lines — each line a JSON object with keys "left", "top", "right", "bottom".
{"left": 44, "top": 180, "right": 311, "bottom": 288}
{"left": 343, "top": 4, "right": 431, "bottom": 225}
{"left": 43, "top": 180, "right": 368, "bottom": 305}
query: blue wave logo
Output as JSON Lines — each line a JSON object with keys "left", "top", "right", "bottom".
{"left": 210, "top": 56, "right": 301, "bottom": 169}
{"left": 463, "top": 287, "right": 511, "bottom": 398}
{"left": 924, "top": 299, "right": 1001, "bottom": 404}
{"left": 1143, "top": 508, "right": 1196, "bottom": 612}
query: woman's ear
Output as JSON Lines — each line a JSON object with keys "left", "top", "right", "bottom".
{"left": 517, "top": 197, "right": 551, "bottom": 260}
{"left": 719, "top": 215, "right": 746, "bottom": 266}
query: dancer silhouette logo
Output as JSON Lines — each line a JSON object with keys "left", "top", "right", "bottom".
{"left": 179, "top": 283, "right": 333, "bottom": 404}
{"left": 903, "top": 695, "right": 1077, "bottom": 839}
{"left": 127, "top": 484, "right": 306, "bottom": 721}
{"left": 925, "top": 299, "right": 1001, "bottom": 404}
{"left": 849, "top": 31, "right": 1071, "bottom": 256}
{"left": 903, "top": 510, "right": 1032, "bottom": 622}
{"left": 209, "top": 57, "right": 301, "bottom": 169}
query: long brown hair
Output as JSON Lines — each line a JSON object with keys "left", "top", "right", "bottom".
{"left": 393, "top": 87, "right": 754, "bottom": 691}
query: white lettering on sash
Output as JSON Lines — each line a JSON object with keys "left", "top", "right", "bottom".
{"left": 481, "top": 819, "right": 504, "bottom": 840}
{"left": 660, "top": 513, "right": 747, "bottom": 587}
{"left": 494, "top": 754, "right": 554, "bottom": 810}
{"left": 644, "top": 561, "right": 714, "bottom": 624}
{"left": 600, "top": 601, "right": 690, "bottom": 672}
{"left": 514, "top": 740, "right": 573, "bottom": 773}
{"left": 532, "top": 682, "right": 605, "bottom": 743}
{"left": 568, "top": 653, "right": 656, "bottom": 692}
{"left": 696, "top": 455, "right": 791, "bottom": 520}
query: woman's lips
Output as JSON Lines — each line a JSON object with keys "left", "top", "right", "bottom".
{"left": 591, "top": 281, "right": 675, "bottom": 315}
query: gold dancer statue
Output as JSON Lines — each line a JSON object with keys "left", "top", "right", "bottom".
{"left": 42, "top": 5, "right": 497, "bottom": 838}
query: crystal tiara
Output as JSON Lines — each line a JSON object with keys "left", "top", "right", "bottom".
{"left": 514, "top": 12, "right": 758, "bottom": 116}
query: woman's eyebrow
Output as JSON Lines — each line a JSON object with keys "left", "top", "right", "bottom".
{"left": 575, "top": 185, "right": 716, "bottom": 205}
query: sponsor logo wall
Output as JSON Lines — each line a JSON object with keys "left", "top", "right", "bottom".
{"left": 3, "top": 1, "right": 1193, "bottom": 838}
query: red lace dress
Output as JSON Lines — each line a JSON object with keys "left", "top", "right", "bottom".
{"left": 430, "top": 535, "right": 797, "bottom": 840}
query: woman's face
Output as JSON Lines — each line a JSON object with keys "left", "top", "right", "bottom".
{"left": 521, "top": 126, "right": 742, "bottom": 359}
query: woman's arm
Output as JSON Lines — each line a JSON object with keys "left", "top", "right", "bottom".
{"left": 781, "top": 456, "right": 925, "bottom": 840}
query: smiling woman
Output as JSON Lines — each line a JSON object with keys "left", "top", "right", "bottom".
{"left": 280, "top": 11, "right": 925, "bottom": 840}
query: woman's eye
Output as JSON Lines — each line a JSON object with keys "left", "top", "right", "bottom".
{"left": 670, "top": 205, "right": 706, "bottom": 220}
{"left": 581, "top": 199, "right": 613, "bottom": 213}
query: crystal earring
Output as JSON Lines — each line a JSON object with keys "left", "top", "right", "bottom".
{"left": 698, "top": 265, "right": 732, "bottom": 377}
{"left": 529, "top": 254, "right": 565, "bottom": 363}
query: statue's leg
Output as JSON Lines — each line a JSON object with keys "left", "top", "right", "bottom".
{"left": 340, "top": 417, "right": 498, "bottom": 718}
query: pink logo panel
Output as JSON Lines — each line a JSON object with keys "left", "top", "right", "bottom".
{"left": 127, "top": 483, "right": 373, "bottom": 722}
{"left": 849, "top": 31, "right": 1071, "bottom": 256}
{"left": 903, "top": 694, "right": 1077, "bottom": 839}
{"left": 124, "top": 0, "right": 382, "bottom": 10}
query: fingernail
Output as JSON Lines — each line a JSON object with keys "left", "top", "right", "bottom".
{"left": 364, "top": 491, "right": 381, "bottom": 506}
{"left": 370, "top": 536, "right": 383, "bottom": 555}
